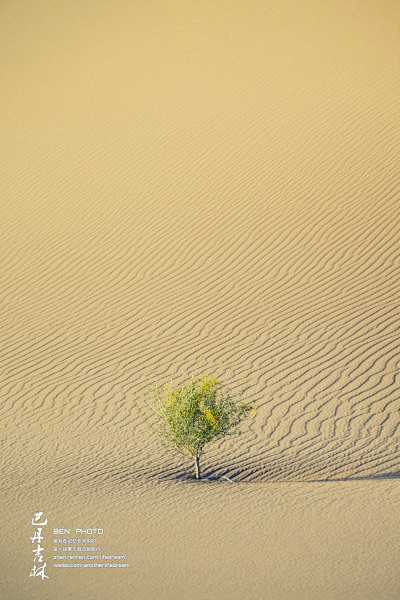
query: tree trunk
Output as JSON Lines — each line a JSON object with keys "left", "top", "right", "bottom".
{"left": 194, "top": 455, "right": 201, "bottom": 479}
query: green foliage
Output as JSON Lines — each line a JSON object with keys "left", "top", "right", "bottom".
{"left": 146, "top": 374, "right": 254, "bottom": 477}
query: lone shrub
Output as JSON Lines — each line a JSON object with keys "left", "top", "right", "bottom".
{"left": 146, "top": 374, "right": 253, "bottom": 479}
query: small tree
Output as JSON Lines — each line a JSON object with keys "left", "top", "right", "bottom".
{"left": 146, "top": 374, "right": 253, "bottom": 479}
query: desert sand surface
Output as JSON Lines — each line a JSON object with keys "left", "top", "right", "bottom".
{"left": 1, "top": 1, "right": 400, "bottom": 598}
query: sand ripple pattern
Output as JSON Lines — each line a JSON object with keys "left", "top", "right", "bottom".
{"left": 1, "top": 0, "right": 400, "bottom": 493}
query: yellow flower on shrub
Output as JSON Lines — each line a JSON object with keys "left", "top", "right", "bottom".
{"left": 204, "top": 408, "right": 217, "bottom": 427}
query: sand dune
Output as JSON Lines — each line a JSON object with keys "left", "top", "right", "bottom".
{"left": 1, "top": 1, "right": 400, "bottom": 598}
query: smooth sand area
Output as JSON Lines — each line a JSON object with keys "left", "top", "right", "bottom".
{"left": 3, "top": 478, "right": 400, "bottom": 600}
{"left": 1, "top": 1, "right": 400, "bottom": 598}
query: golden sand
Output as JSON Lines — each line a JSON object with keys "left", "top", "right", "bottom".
{"left": 1, "top": 1, "right": 400, "bottom": 598}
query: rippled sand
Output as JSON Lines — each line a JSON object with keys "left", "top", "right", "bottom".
{"left": 1, "top": 1, "right": 400, "bottom": 598}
